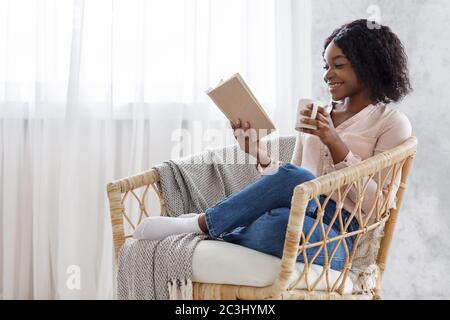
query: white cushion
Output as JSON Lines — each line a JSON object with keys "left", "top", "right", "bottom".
{"left": 192, "top": 240, "right": 353, "bottom": 294}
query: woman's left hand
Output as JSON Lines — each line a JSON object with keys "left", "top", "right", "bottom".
{"left": 299, "top": 104, "right": 339, "bottom": 146}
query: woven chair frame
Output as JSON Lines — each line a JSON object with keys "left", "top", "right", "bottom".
{"left": 107, "top": 136, "right": 417, "bottom": 300}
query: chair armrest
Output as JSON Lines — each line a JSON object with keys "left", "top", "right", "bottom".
{"left": 107, "top": 169, "right": 166, "bottom": 260}
{"left": 272, "top": 136, "right": 417, "bottom": 297}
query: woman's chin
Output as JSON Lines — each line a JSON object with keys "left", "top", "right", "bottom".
{"left": 330, "top": 91, "right": 347, "bottom": 101}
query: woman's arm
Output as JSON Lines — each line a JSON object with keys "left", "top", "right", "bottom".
{"left": 256, "top": 131, "right": 305, "bottom": 175}
{"left": 325, "top": 135, "right": 350, "bottom": 165}
{"left": 300, "top": 105, "right": 412, "bottom": 214}
{"left": 255, "top": 142, "right": 279, "bottom": 174}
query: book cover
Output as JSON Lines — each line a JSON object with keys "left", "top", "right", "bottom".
{"left": 206, "top": 73, "right": 276, "bottom": 140}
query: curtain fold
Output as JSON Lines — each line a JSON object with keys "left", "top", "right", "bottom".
{"left": 0, "top": 0, "right": 311, "bottom": 299}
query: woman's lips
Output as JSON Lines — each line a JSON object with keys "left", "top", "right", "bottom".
{"left": 328, "top": 82, "right": 344, "bottom": 92}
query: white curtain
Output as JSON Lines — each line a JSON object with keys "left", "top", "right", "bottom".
{"left": 0, "top": 0, "right": 311, "bottom": 299}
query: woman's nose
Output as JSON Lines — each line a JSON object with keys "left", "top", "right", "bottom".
{"left": 323, "top": 68, "right": 333, "bottom": 83}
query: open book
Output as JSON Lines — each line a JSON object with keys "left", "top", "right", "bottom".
{"left": 206, "top": 73, "right": 276, "bottom": 140}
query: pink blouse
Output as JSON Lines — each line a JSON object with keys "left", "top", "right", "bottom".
{"left": 259, "top": 101, "right": 413, "bottom": 216}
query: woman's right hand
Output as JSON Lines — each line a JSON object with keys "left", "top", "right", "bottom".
{"left": 230, "top": 119, "right": 270, "bottom": 164}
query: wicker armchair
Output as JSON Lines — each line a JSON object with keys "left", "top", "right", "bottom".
{"left": 107, "top": 136, "right": 417, "bottom": 300}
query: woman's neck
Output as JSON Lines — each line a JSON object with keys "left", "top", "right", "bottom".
{"left": 340, "top": 91, "right": 373, "bottom": 114}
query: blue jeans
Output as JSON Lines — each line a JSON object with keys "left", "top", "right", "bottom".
{"left": 204, "top": 163, "right": 359, "bottom": 271}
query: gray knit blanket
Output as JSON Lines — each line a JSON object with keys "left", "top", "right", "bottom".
{"left": 158, "top": 135, "right": 295, "bottom": 216}
{"left": 117, "top": 233, "right": 209, "bottom": 299}
{"left": 117, "top": 136, "right": 296, "bottom": 300}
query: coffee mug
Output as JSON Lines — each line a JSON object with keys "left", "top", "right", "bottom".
{"left": 295, "top": 98, "right": 324, "bottom": 131}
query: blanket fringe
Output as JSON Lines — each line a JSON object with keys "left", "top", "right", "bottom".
{"left": 168, "top": 278, "right": 193, "bottom": 300}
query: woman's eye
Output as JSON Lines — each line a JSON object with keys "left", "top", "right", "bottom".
{"left": 323, "top": 64, "right": 344, "bottom": 70}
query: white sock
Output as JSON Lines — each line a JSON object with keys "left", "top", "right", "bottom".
{"left": 178, "top": 213, "right": 198, "bottom": 219}
{"left": 133, "top": 214, "right": 204, "bottom": 241}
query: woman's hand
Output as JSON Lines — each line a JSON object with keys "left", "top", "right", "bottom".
{"left": 299, "top": 104, "right": 339, "bottom": 146}
{"left": 230, "top": 119, "right": 271, "bottom": 165}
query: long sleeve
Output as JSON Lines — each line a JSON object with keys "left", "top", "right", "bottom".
{"left": 330, "top": 111, "right": 412, "bottom": 215}
{"left": 291, "top": 131, "right": 304, "bottom": 166}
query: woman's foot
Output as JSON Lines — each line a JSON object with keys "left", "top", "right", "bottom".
{"left": 133, "top": 213, "right": 205, "bottom": 241}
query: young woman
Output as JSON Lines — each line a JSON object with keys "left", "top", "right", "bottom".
{"left": 133, "top": 19, "right": 412, "bottom": 271}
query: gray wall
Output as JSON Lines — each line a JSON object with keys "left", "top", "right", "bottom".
{"left": 311, "top": 0, "right": 450, "bottom": 299}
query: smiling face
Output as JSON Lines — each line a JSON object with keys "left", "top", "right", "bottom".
{"left": 323, "top": 42, "right": 365, "bottom": 102}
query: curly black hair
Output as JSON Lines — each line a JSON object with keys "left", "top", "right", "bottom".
{"left": 323, "top": 19, "right": 412, "bottom": 104}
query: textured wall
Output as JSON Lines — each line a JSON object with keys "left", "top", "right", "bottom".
{"left": 311, "top": 0, "right": 450, "bottom": 299}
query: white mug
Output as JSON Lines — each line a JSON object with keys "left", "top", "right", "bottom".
{"left": 295, "top": 98, "right": 324, "bottom": 131}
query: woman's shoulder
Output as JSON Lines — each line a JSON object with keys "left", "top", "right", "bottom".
{"left": 376, "top": 103, "right": 412, "bottom": 138}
